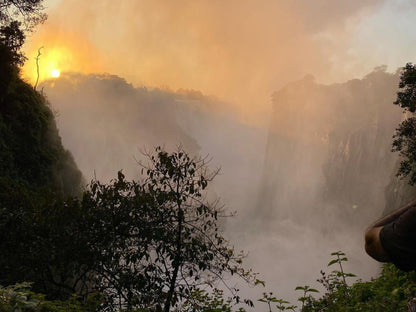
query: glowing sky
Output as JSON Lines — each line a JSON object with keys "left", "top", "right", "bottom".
{"left": 22, "top": 0, "right": 416, "bottom": 120}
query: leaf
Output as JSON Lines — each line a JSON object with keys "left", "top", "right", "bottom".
{"left": 328, "top": 259, "right": 339, "bottom": 266}
{"left": 255, "top": 279, "right": 265, "bottom": 287}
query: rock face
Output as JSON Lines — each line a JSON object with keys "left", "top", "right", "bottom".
{"left": 0, "top": 65, "right": 83, "bottom": 197}
{"left": 259, "top": 68, "right": 415, "bottom": 229}
{"left": 41, "top": 72, "right": 266, "bottom": 207}
{"left": 42, "top": 73, "right": 201, "bottom": 181}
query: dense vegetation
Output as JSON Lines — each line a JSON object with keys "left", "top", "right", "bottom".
{"left": 393, "top": 63, "right": 416, "bottom": 185}
{"left": 0, "top": 18, "right": 84, "bottom": 302}
{"left": 0, "top": 47, "right": 83, "bottom": 194}
{"left": 2, "top": 250, "right": 416, "bottom": 311}
{"left": 252, "top": 252, "right": 416, "bottom": 312}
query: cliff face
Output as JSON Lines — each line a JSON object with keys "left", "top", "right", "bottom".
{"left": 0, "top": 45, "right": 84, "bottom": 293}
{"left": 322, "top": 70, "right": 405, "bottom": 217}
{"left": 259, "top": 68, "right": 414, "bottom": 228}
{"left": 41, "top": 73, "right": 202, "bottom": 182}
{"left": 0, "top": 49, "right": 83, "bottom": 198}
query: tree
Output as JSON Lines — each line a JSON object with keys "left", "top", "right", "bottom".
{"left": 0, "top": 0, "right": 46, "bottom": 31}
{"left": 392, "top": 63, "right": 416, "bottom": 184}
{"left": 0, "top": 0, "right": 46, "bottom": 65}
{"left": 1, "top": 146, "right": 256, "bottom": 311}
{"left": 0, "top": 21, "right": 25, "bottom": 65}
{"left": 135, "top": 147, "right": 255, "bottom": 311}
{"left": 84, "top": 147, "right": 256, "bottom": 311}
{"left": 297, "top": 252, "right": 416, "bottom": 312}
{"left": 0, "top": 47, "right": 83, "bottom": 298}
{"left": 0, "top": 282, "right": 101, "bottom": 312}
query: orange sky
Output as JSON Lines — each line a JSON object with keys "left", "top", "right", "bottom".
{"left": 22, "top": 0, "right": 416, "bottom": 122}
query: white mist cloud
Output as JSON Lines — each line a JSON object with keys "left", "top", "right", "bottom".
{"left": 41, "top": 67, "right": 412, "bottom": 306}
{"left": 26, "top": 0, "right": 389, "bottom": 123}
{"left": 28, "top": 0, "right": 416, "bottom": 307}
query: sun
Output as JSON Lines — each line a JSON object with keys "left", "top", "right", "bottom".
{"left": 51, "top": 69, "right": 61, "bottom": 78}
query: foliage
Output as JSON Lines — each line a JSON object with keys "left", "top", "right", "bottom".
{"left": 294, "top": 286, "right": 317, "bottom": 312}
{"left": 0, "top": 0, "right": 46, "bottom": 31}
{"left": 259, "top": 292, "right": 297, "bottom": 312}
{"left": 0, "top": 47, "right": 83, "bottom": 196}
{"left": 78, "top": 147, "right": 257, "bottom": 311}
{"left": 180, "top": 288, "right": 234, "bottom": 312}
{"left": 0, "top": 57, "right": 83, "bottom": 295}
{"left": 394, "top": 63, "right": 416, "bottom": 113}
{"left": 303, "top": 258, "right": 416, "bottom": 312}
{"left": 257, "top": 251, "right": 416, "bottom": 312}
{"left": 133, "top": 147, "right": 256, "bottom": 311}
{"left": 1, "top": 146, "right": 256, "bottom": 311}
{"left": 393, "top": 62, "right": 416, "bottom": 185}
{"left": 0, "top": 21, "right": 25, "bottom": 65}
{"left": 0, "top": 0, "right": 46, "bottom": 65}
{"left": 0, "top": 282, "right": 101, "bottom": 312}
{"left": 0, "top": 48, "right": 83, "bottom": 301}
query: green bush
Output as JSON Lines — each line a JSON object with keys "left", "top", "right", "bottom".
{"left": 256, "top": 252, "right": 416, "bottom": 312}
{"left": 0, "top": 283, "right": 101, "bottom": 312}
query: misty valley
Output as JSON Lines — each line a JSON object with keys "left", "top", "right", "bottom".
{"left": 2, "top": 1, "right": 416, "bottom": 311}
{"left": 40, "top": 68, "right": 416, "bottom": 309}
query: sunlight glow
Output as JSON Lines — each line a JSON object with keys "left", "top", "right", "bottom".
{"left": 51, "top": 69, "right": 60, "bottom": 78}
{"left": 22, "top": 46, "right": 69, "bottom": 83}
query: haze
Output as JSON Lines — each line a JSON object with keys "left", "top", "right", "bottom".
{"left": 23, "top": 0, "right": 416, "bottom": 121}
{"left": 21, "top": 0, "right": 416, "bottom": 306}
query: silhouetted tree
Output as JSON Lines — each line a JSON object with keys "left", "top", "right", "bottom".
{"left": 0, "top": 0, "right": 46, "bottom": 65}
{"left": 137, "top": 147, "right": 254, "bottom": 311}
{"left": 0, "top": 0, "right": 46, "bottom": 30}
{"left": 84, "top": 147, "right": 256, "bottom": 311}
{"left": 0, "top": 21, "right": 25, "bottom": 65}
{"left": 1, "top": 147, "right": 256, "bottom": 311}
{"left": 393, "top": 63, "right": 416, "bottom": 184}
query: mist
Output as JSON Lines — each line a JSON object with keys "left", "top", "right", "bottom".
{"left": 39, "top": 65, "right": 415, "bottom": 305}
{"left": 233, "top": 68, "right": 412, "bottom": 302}
{"left": 23, "top": 0, "right": 394, "bottom": 124}
{"left": 18, "top": 0, "right": 416, "bottom": 307}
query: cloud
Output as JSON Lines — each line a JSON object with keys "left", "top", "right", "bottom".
{"left": 24, "top": 0, "right": 383, "bottom": 123}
